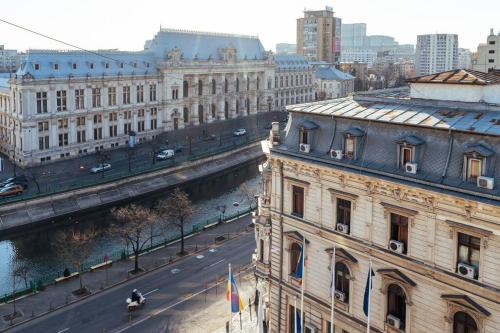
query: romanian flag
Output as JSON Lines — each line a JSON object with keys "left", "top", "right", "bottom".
{"left": 226, "top": 267, "right": 245, "bottom": 313}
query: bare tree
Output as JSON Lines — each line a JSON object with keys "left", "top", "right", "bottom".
{"left": 110, "top": 204, "right": 158, "bottom": 273}
{"left": 13, "top": 262, "right": 29, "bottom": 290}
{"left": 53, "top": 226, "right": 98, "bottom": 293}
{"left": 157, "top": 188, "right": 194, "bottom": 256}
{"left": 238, "top": 181, "right": 261, "bottom": 209}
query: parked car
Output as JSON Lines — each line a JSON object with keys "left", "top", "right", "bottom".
{"left": 0, "top": 175, "right": 28, "bottom": 189}
{"left": 233, "top": 128, "right": 247, "bottom": 136}
{"left": 172, "top": 144, "right": 183, "bottom": 153}
{"left": 0, "top": 177, "right": 15, "bottom": 188}
{"left": 90, "top": 163, "right": 111, "bottom": 173}
{"left": 156, "top": 149, "right": 175, "bottom": 160}
{"left": 0, "top": 184, "right": 23, "bottom": 197}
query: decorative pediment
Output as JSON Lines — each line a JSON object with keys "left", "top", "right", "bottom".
{"left": 380, "top": 202, "right": 418, "bottom": 220}
{"left": 445, "top": 220, "right": 492, "bottom": 248}
{"left": 464, "top": 144, "right": 494, "bottom": 158}
{"left": 377, "top": 268, "right": 417, "bottom": 287}
{"left": 324, "top": 247, "right": 358, "bottom": 264}
{"left": 343, "top": 127, "right": 365, "bottom": 138}
{"left": 441, "top": 294, "right": 491, "bottom": 317}
{"left": 296, "top": 119, "right": 319, "bottom": 130}
{"left": 284, "top": 231, "right": 309, "bottom": 244}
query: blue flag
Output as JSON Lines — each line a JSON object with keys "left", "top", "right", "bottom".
{"left": 295, "top": 308, "right": 302, "bottom": 333}
{"left": 295, "top": 245, "right": 304, "bottom": 284}
{"left": 363, "top": 265, "right": 375, "bottom": 316}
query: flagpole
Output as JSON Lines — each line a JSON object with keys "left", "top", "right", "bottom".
{"left": 300, "top": 237, "right": 305, "bottom": 332}
{"left": 330, "top": 247, "right": 336, "bottom": 333}
{"left": 229, "top": 263, "right": 232, "bottom": 333}
{"left": 294, "top": 296, "right": 298, "bottom": 333}
{"left": 366, "top": 258, "right": 372, "bottom": 333}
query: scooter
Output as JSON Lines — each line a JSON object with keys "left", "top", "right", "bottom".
{"left": 126, "top": 293, "right": 146, "bottom": 311}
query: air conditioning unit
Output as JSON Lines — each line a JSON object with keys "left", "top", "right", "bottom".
{"left": 337, "top": 223, "right": 349, "bottom": 234}
{"left": 389, "top": 240, "right": 404, "bottom": 254}
{"left": 387, "top": 314, "right": 401, "bottom": 329}
{"left": 330, "top": 149, "right": 343, "bottom": 160}
{"left": 299, "top": 143, "right": 310, "bottom": 153}
{"left": 405, "top": 162, "right": 417, "bottom": 174}
{"left": 334, "top": 290, "right": 345, "bottom": 302}
{"left": 457, "top": 262, "right": 476, "bottom": 279}
{"left": 477, "top": 176, "right": 494, "bottom": 190}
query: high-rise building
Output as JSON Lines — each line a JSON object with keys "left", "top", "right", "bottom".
{"left": 472, "top": 29, "right": 500, "bottom": 73}
{"left": 276, "top": 43, "right": 297, "bottom": 55}
{"left": 458, "top": 48, "right": 472, "bottom": 69}
{"left": 341, "top": 23, "right": 366, "bottom": 50}
{"left": 415, "top": 34, "right": 458, "bottom": 76}
{"left": 0, "top": 45, "right": 18, "bottom": 73}
{"left": 296, "top": 6, "right": 341, "bottom": 65}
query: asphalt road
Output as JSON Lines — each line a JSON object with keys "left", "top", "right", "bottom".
{"left": 5, "top": 232, "right": 255, "bottom": 333}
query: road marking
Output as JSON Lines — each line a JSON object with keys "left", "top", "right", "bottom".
{"left": 114, "top": 265, "right": 254, "bottom": 333}
{"left": 202, "top": 258, "right": 225, "bottom": 270}
{"left": 170, "top": 268, "right": 180, "bottom": 274}
{"left": 57, "top": 328, "right": 70, "bottom": 333}
{"left": 195, "top": 254, "right": 204, "bottom": 259}
{"left": 208, "top": 248, "right": 216, "bottom": 253}
{"left": 142, "top": 288, "right": 159, "bottom": 297}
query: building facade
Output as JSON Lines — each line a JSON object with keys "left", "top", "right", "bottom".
{"left": 458, "top": 48, "right": 472, "bottom": 70}
{"left": 472, "top": 29, "right": 500, "bottom": 73}
{"left": 0, "top": 45, "right": 18, "bottom": 73}
{"left": 0, "top": 29, "right": 275, "bottom": 166}
{"left": 255, "top": 69, "right": 500, "bottom": 333}
{"left": 314, "top": 66, "right": 355, "bottom": 99}
{"left": 296, "top": 7, "right": 341, "bottom": 65}
{"left": 277, "top": 43, "right": 298, "bottom": 55}
{"left": 273, "top": 55, "right": 314, "bottom": 110}
{"left": 415, "top": 34, "right": 458, "bottom": 76}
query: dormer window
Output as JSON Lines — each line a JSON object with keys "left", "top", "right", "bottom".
{"left": 296, "top": 120, "right": 319, "bottom": 152}
{"left": 342, "top": 127, "right": 365, "bottom": 160}
{"left": 300, "top": 131, "right": 308, "bottom": 144}
{"left": 34, "top": 63, "right": 40, "bottom": 70}
{"left": 463, "top": 144, "right": 494, "bottom": 183}
{"left": 120, "top": 63, "right": 124, "bottom": 69}
{"left": 396, "top": 135, "right": 424, "bottom": 172}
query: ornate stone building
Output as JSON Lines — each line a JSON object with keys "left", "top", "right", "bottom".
{"left": 254, "top": 69, "right": 500, "bottom": 333}
{"left": 0, "top": 29, "right": 275, "bottom": 166}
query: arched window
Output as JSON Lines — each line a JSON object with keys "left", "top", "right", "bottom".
{"left": 212, "top": 79, "right": 216, "bottom": 95}
{"left": 183, "top": 107, "right": 189, "bottom": 123}
{"left": 198, "top": 79, "right": 203, "bottom": 96}
{"left": 198, "top": 105, "right": 204, "bottom": 124}
{"left": 334, "top": 262, "right": 350, "bottom": 303}
{"left": 290, "top": 243, "right": 301, "bottom": 276}
{"left": 257, "top": 77, "right": 260, "bottom": 90}
{"left": 224, "top": 101, "right": 229, "bottom": 119}
{"left": 224, "top": 78, "right": 228, "bottom": 93}
{"left": 453, "top": 312, "right": 478, "bottom": 333}
{"left": 387, "top": 284, "right": 406, "bottom": 330}
{"left": 183, "top": 80, "right": 189, "bottom": 98}
{"left": 236, "top": 77, "right": 240, "bottom": 92}
{"left": 211, "top": 103, "right": 216, "bottom": 119}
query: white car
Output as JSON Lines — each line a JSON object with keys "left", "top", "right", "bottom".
{"left": 233, "top": 128, "right": 247, "bottom": 136}
{"left": 90, "top": 163, "right": 111, "bottom": 173}
{"left": 156, "top": 149, "right": 175, "bottom": 160}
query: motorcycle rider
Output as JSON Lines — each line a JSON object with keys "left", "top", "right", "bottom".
{"left": 131, "top": 289, "right": 141, "bottom": 304}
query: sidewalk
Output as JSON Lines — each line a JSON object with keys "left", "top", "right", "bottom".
{"left": 0, "top": 214, "right": 255, "bottom": 331}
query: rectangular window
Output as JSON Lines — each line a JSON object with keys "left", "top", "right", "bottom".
{"left": 108, "top": 87, "right": 116, "bottom": 106}
{"left": 76, "top": 116, "right": 86, "bottom": 127}
{"left": 92, "top": 88, "right": 101, "bottom": 108}
{"left": 467, "top": 158, "right": 482, "bottom": 182}
{"left": 150, "top": 119, "right": 157, "bottom": 130}
{"left": 93, "top": 127, "right": 102, "bottom": 140}
{"left": 124, "top": 122, "right": 131, "bottom": 134}
{"left": 136, "top": 85, "right": 144, "bottom": 103}
{"left": 38, "top": 121, "right": 49, "bottom": 132}
{"left": 292, "top": 185, "right": 304, "bottom": 218}
{"left": 56, "top": 90, "right": 67, "bottom": 111}
{"left": 122, "top": 86, "right": 130, "bottom": 104}
{"left": 109, "top": 125, "right": 118, "bottom": 137}
{"left": 38, "top": 136, "right": 49, "bottom": 150}
{"left": 57, "top": 118, "right": 68, "bottom": 129}
{"left": 58, "top": 133, "right": 68, "bottom": 146}
{"left": 36, "top": 92, "right": 48, "bottom": 114}
{"left": 149, "top": 84, "right": 157, "bottom": 101}
{"left": 336, "top": 198, "right": 351, "bottom": 229}
{"left": 489, "top": 59, "right": 495, "bottom": 63}
{"left": 390, "top": 213, "right": 408, "bottom": 254}
{"left": 77, "top": 130, "right": 86, "bottom": 143}
{"left": 489, "top": 50, "right": 495, "bottom": 54}
{"left": 401, "top": 147, "right": 412, "bottom": 166}
{"left": 93, "top": 115, "right": 102, "bottom": 124}
{"left": 75, "top": 89, "right": 85, "bottom": 110}
{"left": 345, "top": 137, "right": 355, "bottom": 159}
{"left": 457, "top": 233, "right": 480, "bottom": 278}
{"left": 259, "top": 239, "right": 264, "bottom": 262}
{"left": 300, "top": 131, "right": 308, "bottom": 145}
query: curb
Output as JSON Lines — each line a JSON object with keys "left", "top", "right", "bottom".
{"left": 0, "top": 219, "right": 254, "bottom": 332}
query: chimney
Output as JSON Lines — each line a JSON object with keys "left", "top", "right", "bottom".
{"left": 270, "top": 122, "right": 281, "bottom": 145}
{"left": 490, "top": 28, "right": 494, "bottom": 36}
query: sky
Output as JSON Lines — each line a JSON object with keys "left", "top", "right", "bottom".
{"left": 1, "top": 0, "right": 499, "bottom": 52}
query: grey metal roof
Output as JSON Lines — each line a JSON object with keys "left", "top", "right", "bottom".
{"left": 278, "top": 92, "right": 500, "bottom": 202}
{"left": 287, "top": 89, "right": 500, "bottom": 136}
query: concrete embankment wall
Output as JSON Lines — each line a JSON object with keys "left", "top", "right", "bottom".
{"left": 0, "top": 143, "right": 264, "bottom": 234}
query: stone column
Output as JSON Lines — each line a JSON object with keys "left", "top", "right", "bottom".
{"left": 86, "top": 116, "right": 92, "bottom": 142}
{"left": 218, "top": 97, "right": 225, "bottom": 121}
{"left": 145, "top": 110, "right": 151, "bottom": 131}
